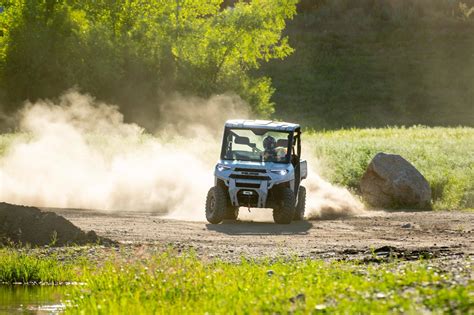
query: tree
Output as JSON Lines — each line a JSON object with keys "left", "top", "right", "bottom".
{"left": 0, "top": 0, "right": 298, "bottom": 118}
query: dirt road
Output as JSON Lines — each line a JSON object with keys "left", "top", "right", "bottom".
{"left": 50, "top": 208, "right": 473, "bottom": 261}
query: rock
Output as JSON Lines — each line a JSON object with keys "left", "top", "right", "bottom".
{"left": 375, "top": 292, "right": 387, "bottom": 299}
{"left": 374, "top": 245, "right": 396, "bottom": 256}
{"left": 314, "top": 304, "right": 327, "bottom": 311}
{"left": 360, "top": 153, "right": 431, "bottom": 209}
{"left": 401, "top": 223, "right": 412, "bottom": 228}
{"left": 289, "top": 293, "right": 306, "bottom": 303}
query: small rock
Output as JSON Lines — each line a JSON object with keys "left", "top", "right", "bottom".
{"left": 266, "top": 270, "right": 275, "bottom": 276}
{"left": 289, "top": 293, "right": 305, "bottom": 303}
{"left": 375, "top": 292, "right": 386, "bottom": 299}
{"left": 374, "top": 245, "right": 396, "bottom": 255}
{"left": 86, "top": 230, "right": 97, "bottom": 239}
{"left": 315, "top": 304, "right": 327, "bottom": 311}
{"left": 402, "top": 223, "right": 412, "bottom": 229}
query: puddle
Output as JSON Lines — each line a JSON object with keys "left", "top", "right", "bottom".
{"left": 0, "top": 285, "right": 67, "bottom": 314}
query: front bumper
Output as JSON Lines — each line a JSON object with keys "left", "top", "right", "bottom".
{"left": 215, "top": 163, "right": 294, "bottom": 208}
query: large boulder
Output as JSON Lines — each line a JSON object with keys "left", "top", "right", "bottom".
{"left": 360, "top": 153, "right": 431, "bottom": 209}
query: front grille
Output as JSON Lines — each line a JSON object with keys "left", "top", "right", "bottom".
{"left": 234, "top": 168, "right": 267, "bottom": 173}
{"left": 236, "top": 182, "right": 260, "bottom": 188}
{"left": 230, "top": 174, "right": 271, "bottom": 180}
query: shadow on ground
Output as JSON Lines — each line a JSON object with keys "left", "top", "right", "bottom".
{"left": 206, "top": 220, "right": 313, "bottom": 235}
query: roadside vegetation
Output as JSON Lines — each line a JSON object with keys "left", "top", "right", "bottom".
{"left": 0, "top": 247, "right": 472, "bottom": 314}
{"left": 0, "top": 248, "right": 78, "bottom": 284}
{"left": 308, "top": 126, "right": 474, "bottom": 210}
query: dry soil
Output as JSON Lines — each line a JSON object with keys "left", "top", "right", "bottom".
{"left": 51, "top": 208, "right": 473, "bottom": 261}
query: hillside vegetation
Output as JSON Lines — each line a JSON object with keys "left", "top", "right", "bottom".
{"left": 265, "top": 0, "right": 474, "bottom": 128}
{"left": 1, "top": 1, "right": 474, "bottom": 129}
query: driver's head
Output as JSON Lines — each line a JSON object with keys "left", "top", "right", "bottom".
{"left": 263, "top": 135, "right": 276, "bottom": 151}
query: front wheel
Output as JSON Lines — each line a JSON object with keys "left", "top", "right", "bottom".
{"left": 224, "top": 206, "right": 239, "bottom": 220}
{"left": 273, "top": 187, "right": 296, "bottom": 224}
{"left": 205, "top": 186, "right": 227, "bottom": 224}
{"left": 293, "top": 186, "right": 306, "bottom": 221}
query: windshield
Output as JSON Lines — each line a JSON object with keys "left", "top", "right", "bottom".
{"left": 221, "top": 128, "right": 292, "bottom": 163}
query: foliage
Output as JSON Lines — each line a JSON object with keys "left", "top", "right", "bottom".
{"left": 264, "top": 0, "right": 474, "bottom": 128}
{"left": 0, "top": 0, "right": 297, "bottom": 117}
{"left": 308, "top": 126, "right": 474, "bottom": 210}
{"left": 0, "top": 247, "right": 472, "bottom": 313}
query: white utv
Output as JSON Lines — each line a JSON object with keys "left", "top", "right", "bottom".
{"left": 206, "top": 120, "right": 307, "bottom": 224}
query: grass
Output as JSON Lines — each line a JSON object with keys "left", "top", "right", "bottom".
{"left": 307, "top": 126, "right": 474, "bottom": 210}
{"left": 0, "top": 248, "right": 79, "bottom": 284}
{"left": 0, "top": 248, "right": 472, "bottom": 314}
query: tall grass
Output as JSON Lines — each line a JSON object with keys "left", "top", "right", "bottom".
{"left": 0, "top": 248, "right": 78, "bottom": 284}
{"left": 308, "top": 126, "right": 474, "bottom": 210}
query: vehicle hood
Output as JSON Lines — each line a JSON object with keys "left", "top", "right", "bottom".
{"left": 218, "top": 159, "right": 289, "bottom": 170}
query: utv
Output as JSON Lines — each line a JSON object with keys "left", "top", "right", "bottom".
{"left": 205, "top": 120, "right": 307, "bottom": 224}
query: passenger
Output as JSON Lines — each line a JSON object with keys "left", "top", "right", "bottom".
{"left": 263, "top": 135, "right": 277, "bottom": 161}
{"left": 275, "top": 146, "right": 288, "bottom": 162}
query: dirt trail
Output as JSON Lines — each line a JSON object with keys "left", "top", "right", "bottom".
{"left": 52, "top": 209, "right": 473, "bottom": 261}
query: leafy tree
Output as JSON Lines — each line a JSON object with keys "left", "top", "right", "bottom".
{"left": 174, "top": 0, "right": 296, "bottom": 115}
{"left": 0, "top": 0, "right": 87, "bottom": 109}
{"left": 0, "top": 0, "right": 297, "bottom": 118}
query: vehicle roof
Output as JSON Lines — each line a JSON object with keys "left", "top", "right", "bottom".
{"left": 225, "top": 120, "right": 300, "bottom": 132}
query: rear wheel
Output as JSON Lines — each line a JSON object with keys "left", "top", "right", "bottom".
{"left": 272, "top": 187, "right": 296, "bottom": 224}
{"left": 205, "top": 186, "right": 227, "bottom": 224}
{"left": 293, "top": 186, "right": 306, "bottom": 221}
{"left": 224, "top": 206, "right": 239, "bottom": 220}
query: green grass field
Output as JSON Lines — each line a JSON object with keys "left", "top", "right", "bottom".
{"left": 307, "top": 127, "right": 474, "bottom": 210}
{"left": 0, "top": 248, "right": 472, "bottom": 314}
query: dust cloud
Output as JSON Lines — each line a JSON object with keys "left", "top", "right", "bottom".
{"left": 0, "top": 91, "right": 247, "bottom": 220}
{"left": 0, "top": 91, "right": 363, "bottom": 221}
{"left": 304, "top": 167, "right": 365, "bottom": 220}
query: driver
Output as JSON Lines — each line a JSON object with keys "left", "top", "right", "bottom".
{"left": 263, "top": 135, "right": 277, "bottom": 161}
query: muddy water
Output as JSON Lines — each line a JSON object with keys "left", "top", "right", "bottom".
{"left": 0, "top": 285, "right": 66, "bottom": 314}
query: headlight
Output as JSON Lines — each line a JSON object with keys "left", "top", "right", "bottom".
{"left": 216, "top": 164, "right": 231, "bottom": 172}
{"left": 271, "top": 169, "right": 288, "bottom": 176}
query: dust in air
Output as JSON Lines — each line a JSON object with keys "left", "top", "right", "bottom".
{"left": 0, "top": 91, "right": 364, "bottom": 221}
